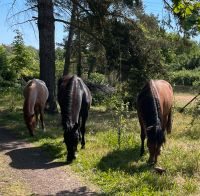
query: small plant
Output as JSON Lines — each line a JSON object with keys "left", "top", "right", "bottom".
{"left": 106, "top": 92, "right": 130, "bottom": 149}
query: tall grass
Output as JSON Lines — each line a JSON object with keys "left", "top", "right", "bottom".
{"left": 0, "top": 87, "right": 199, "bottom": 195}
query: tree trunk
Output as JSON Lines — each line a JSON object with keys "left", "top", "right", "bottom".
{"left": 77, "top": 28, "right": 82, "bottom": 77}
{"left": 88, "top": 56, "right": 96, "bottom": 79}
{"left": 63, "top": 1, "right": 77, "bottom": 76}
{"left": 37, "top": 0, "right": 57, "bottom": 113}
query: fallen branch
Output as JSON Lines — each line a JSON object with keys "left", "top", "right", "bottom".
{"left": 179, "top": 92, "right": 200, "bottom": 113}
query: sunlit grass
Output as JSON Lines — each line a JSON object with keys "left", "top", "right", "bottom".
{"left": 0, "top": 87, "right": 199, "bottom": 195}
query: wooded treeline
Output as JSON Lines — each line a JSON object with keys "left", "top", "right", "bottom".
{"left": 1, "top": 0, "right": 200, "bottom": 111}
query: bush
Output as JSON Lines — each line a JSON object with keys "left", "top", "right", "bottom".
{"left": 169, "top": 70, "right": 200, "bottom": 86}
{"left": 88, "top": 72, "right": 107, "bottom": 85}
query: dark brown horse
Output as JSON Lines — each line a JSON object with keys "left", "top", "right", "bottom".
{"left": 57, "top": 75, "right": 92, "bottom": 163}
{"left": 137, "top": 80, "right": 173, "bottom": 164}
{"left": 23, "top": 79, "right": 49, "bottom": 136}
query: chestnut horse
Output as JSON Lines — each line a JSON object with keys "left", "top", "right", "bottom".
{"left": 57, "top": 75, "right": 92, "bottom": 163}
{"left": 23, "top": 79, "right": 49, "bottom": 136}
{"left": 137, "top": 80, "right": 173, "bottom": 164}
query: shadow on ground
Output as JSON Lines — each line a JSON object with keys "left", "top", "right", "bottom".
{"left": 6, "top": 146, "right": 66, "bottom": 170}
{"left": 56, "top": 186, "right": 102, "bottom": 196}
{"left": 97, "top": 145, "right": 150, "bottom": 174}
{"left": 0, "top": 128, "right": 66, "bottom": 170}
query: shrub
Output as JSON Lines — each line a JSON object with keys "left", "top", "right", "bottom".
{"left": 169, "top": 70, "right": 200, "bottom": 86}
{"left": 88, "top": 72, "right": 107, "bottom": 85}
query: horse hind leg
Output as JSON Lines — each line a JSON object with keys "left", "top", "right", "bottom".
{"left": 80, "top": 112, "right": 88, "bottom": 149}
{"left": 27, "top": 114, "right": 35, "bottom": 136}
{"left": 40, "top": 109, "right": 46, "bottom": 132}
{"left": 35, "top": 111, "right": 39, "bottom": 129}
{"left": 140, "top": 127, "right": 146, "bottom": 156}
{"left": 78, "top": 117, "right": 81, "bottom": 142}
{"left": 166, "top": 109, "right": 172, "bottom": 134}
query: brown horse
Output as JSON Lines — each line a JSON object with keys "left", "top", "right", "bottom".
{"left": 137, "top": 80, "right": 173, "bottom": 164}
{"left": 23, "top": 79, "right": 49, "bottom": 136}
{"left": 57, "top": 75, "right": 92, "bottom": 163}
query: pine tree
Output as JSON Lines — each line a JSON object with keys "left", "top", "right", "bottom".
{"left": 10, "top": 30, "right": 31, "bottom": 79}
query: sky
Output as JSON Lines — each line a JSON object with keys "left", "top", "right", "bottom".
{"left": 0, "top": 0, "right": 199, "bottom": 49}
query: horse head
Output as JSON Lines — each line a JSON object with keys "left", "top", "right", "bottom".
{"left": 23, "top": 113, "right": 36, "bottom": 136}
{"left": 63, "top": 122, "right": 79, "bottom": 163}
{"left": 146, "top": 124, "right": 165, "bottom": 165}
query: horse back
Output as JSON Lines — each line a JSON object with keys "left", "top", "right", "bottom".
{"left": 58, "top": 75, "right": 92, "bottom": 124}
{"left": 137, "top": 80, "right": 173, "bottom": 129}
{"left": 23, "top": 79, "right": 48, "bottom": 116}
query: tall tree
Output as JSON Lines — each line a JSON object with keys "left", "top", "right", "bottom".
{"left": 10, "top": 30, "right": 32, "bottom": 80}
{"left": 63, "top": 1, "right": 77, "bottom": 75}
{"left": 0, "top": 45, "right": 9, "bottom": 81}
{"left": 37, "top": 0, "right": 57, "bottom": 113}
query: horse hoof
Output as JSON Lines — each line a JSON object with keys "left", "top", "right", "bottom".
{"left": 147, "top": 159, "right": 155, "bottom": 166}
{"left": 67, "top": 154, "right": 76, "bottom": 164}
{"left": 66, "top": 159, "right": 73, "bottom": 164}
{"left": 81, "top": 145, "right": 85, "bottom": 149}
{"left": 154, "top": 167, "right": 166, "bottom": 174}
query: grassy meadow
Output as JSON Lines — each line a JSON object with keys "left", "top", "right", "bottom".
{"left": 0, "top": 86, "right": 199, "bottom": 195}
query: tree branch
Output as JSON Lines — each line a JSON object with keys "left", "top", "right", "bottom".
{"left": 163, "top": 0, "right": 173, "bottom": 11}
{"left": 10, "top": 18, "right": 37, "bottom": 27}
{"left": 8, "top": 6, "right": 37, "bottom": 20}
{"left": 54, "top": 18, "right": 105, "bottom": 46}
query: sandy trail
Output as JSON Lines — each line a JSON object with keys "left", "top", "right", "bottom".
{"left": 0, "top": 128, "right": 99, "bottom": 195}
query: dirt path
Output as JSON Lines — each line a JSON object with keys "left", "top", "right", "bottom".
{"left": 0, "top": 127, "right": 99, "bottom": 195}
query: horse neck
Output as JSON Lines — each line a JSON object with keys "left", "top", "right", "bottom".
{"left": 23, "top": 88, "right": 37, "bottom": 117}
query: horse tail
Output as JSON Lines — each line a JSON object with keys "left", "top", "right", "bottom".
{"left": 166, "top": 108, "right": 172, "bottom": 134}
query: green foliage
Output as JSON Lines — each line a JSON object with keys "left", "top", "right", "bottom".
{"left": 0, "top": 45, "right": 7, "bottom": 69}
{"left": 10, "top": 30, "right": 39, "bottom": 80}
{"left": 106, "top": 92, "right": 130, "bottom": 149}
{"left": 103, "top": 20, "right": 166, "bottom": 105}
{"left": 0, "top": 45, "right": 16, "bottom": 86}
{"left": 87, "top": 73, "right": 109, "bottom": 105}
{"left": 91, "top": 92, "right": 107, "bottom": 105}
{"left": 88, "top": 72, "right": 107, "bottom": 85}
{"left": 170, "top": 0, "right": 200, "bottom": 34}
{"left": 156, "top": 33, "right": 200, "bottom": 71}
{"left": 169, "top": 70, "right": 200, "bottom": 85}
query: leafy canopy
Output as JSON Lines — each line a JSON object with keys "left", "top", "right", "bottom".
{"left": 170, "top": 0, "right": 200, "bottom": 34}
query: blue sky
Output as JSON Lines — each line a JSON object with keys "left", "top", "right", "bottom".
{"left": 0, "top": 0, "right": 199, "bottom": 49}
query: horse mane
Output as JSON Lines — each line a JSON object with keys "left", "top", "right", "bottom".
{"left": 59, "top": 75, "right": 75, "bottom": 128}
{"left": 149, "top": 80, "right": 166, "bottom": 146}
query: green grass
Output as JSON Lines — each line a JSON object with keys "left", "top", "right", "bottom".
{"left": 0, "top": 87, "right": 199, "bottom": 195}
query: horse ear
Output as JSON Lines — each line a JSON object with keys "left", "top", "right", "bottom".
{"left": 146, "top": 125, "right": 155, "bottom": 131}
